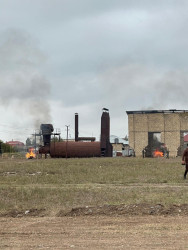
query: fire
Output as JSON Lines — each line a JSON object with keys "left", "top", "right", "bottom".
{"left": 153, "top": 149, "right": 163, "bottom": 157}
{"left": 26, "top": 148, "right": 36, "bottom": 159}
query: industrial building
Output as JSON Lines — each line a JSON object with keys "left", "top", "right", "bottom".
{"left": 110, "top": 136, "right": 133, "bottom": 157}
{"left": 126, "top": 109, "right": 188, "bottom": 157}
{"left": 39, "top": 109, "right": 112, "bottom": 158}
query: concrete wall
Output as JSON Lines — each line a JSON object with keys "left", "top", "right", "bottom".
{"left": 128, "top": 112, "right": 188, "bottom": 157}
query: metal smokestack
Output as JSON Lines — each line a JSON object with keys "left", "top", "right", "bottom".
{"left": 75, "top": 113, "right": 79, "bottom": 141}
{"left": 100, "top": 108, "right": 112, "bottom": 157}
{"left": 75, "top": 113, "right": 96, "bottom": 142}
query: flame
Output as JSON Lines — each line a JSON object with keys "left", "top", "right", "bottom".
{"left": 153, "top": 149, "right": 163, "bottom": 157}
{"left": 26, "top": 148, "right": 36, "bottom": 159}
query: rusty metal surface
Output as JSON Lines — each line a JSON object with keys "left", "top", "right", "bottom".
{"left": 39, "top": 145, "right": 50, "bottom": 154}
{"left": 100, "top": 110, "right": 112, "bottom": 157}
{"left": 77, "top": 137, "right": 96, "bottom": 142}
{"left": 101, "top": 111, "right": 110, "bottom": 149}
{"left": 50, "top": 141, "right": 101, "bottom": 158}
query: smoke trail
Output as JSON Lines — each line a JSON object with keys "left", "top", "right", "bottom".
{"left": 0, "top": 29, "right": 52, "bottom": 129}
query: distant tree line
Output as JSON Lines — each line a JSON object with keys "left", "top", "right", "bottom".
{"left": 0, "top": 136, "right": 64, "bottom": 155}
{"left": 0, "top": 140, "right": 17, "bottom": 154}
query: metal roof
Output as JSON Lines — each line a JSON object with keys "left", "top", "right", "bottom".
{"left": 126, "top": 109, "right": 188, "bottom": 115}
{"left": 6, "top": 141, "right": 24, "bottom": 146}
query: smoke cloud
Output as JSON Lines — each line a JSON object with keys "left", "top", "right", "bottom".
{"left": 98, "top": 64, "right": 188, "bottom": 113}
{"left": 0, "top": 29, "right": 52, "bottom": 129}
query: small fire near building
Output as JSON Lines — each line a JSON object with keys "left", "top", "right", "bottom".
{"left": 26, "top": 148, "right": 36, "bottom": 159}
{"left": 126, "top": 109, "right": 188, "bottom": 158}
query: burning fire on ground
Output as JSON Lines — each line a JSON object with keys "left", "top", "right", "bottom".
{"left": 153, "top": 149, "right": 164, "bottom": 158}
{"left": 26, "top": 148, "right": 36, "bottom": 159}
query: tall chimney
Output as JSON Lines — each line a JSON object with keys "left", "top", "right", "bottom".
{"left": 75, "top": 113, "right": 79, "bottom": 141}
{"left": 100, "top": 108, "right": 112, "bottom": 157}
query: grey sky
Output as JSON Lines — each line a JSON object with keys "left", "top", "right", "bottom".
{"left": 0, "top": 0, "right": 188, "bottom": 142}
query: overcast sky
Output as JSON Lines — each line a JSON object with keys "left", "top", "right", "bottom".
{"left": 1, "top": 0, "right": 188, "bottom": 142}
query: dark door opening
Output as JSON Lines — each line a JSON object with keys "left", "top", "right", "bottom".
{"left": 144, "top": 132, "right": 163, "bottom": 157}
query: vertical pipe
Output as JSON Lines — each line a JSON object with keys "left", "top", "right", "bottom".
{"left": 34, "top": 132, "right": 36, "bottom": 153}
{"left": 75, "top": 113, "right": 78, "bottom": 142}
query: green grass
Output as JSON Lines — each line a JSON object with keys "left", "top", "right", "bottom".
{"left": 0, "top": 157, "right": 187, "bottom": 215}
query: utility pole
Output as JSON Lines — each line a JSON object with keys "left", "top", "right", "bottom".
{"left": 65, "top": 125, "right": 70, "bottom": 159}
{"left": 34, "top": 132, "right": 37, "bottom": 153}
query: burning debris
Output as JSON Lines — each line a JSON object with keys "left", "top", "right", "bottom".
{"left": 153, "top": 149, "right": 164, "bottom": 158}
{"left": 25, "top": 148, "right": 36, "bottom": 159}
{"left": 143, "top": 143, "right": 169, "bottom": 158}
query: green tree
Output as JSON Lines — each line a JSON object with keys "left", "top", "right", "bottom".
{"left": 51, "top": 136, "right": 63, "bottom": 142}
{"left": 0, "top": 140, "right": 16, "bottom": 153}
{"left": 26, "top": 138, "right": 32, "bottom": 146}
{"left": 124, "top": 135, "right": 128, "bottom": 141}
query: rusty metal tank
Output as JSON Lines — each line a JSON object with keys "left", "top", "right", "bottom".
{"left": 49, "top": 141, "right": 101, "bottom": 158}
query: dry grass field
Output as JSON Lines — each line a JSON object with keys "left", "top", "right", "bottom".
{"left": 0, "top": 156, "right": 188, "bottom": 249}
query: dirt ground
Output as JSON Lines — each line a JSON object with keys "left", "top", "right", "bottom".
{"left": 1, "top": 214, "right": 188, "bottom": 250}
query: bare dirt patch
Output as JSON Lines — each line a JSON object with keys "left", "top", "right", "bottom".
{"left": 2, "top": 203, "right": 188, "bottom": 218}
{"left": 0, "top": 215, "right": 188, "bottom": 249}
{"left": 0, "top": 208, "right": 46, "bottom": 218}
{"left": 59, "top": 203, "right": 188, "bottom": 217}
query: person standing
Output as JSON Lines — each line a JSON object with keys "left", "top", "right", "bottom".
{"left": 182, "top": 144, "right": 188, "bottom": 179}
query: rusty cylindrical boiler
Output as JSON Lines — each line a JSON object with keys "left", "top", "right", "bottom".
{"left": 39, "top": 109, "right": 112, "bottom": 158}
{"left": 50, "top": 141, "right": 101, "bottom": 158}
